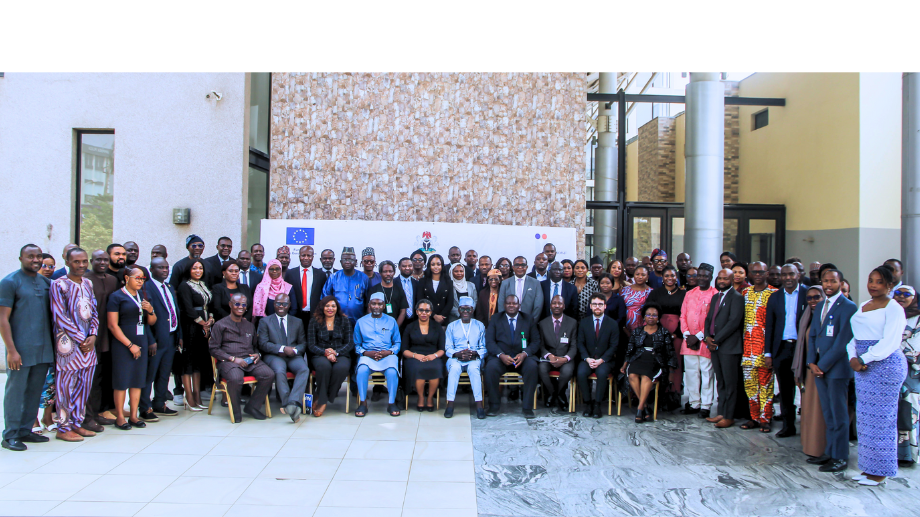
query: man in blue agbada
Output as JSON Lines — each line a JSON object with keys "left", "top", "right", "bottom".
{"left": 444, "top": 296, "right": 487, "bottom": 419}
{"left": 321, "top": 247, "right": 368, "bottom": 326}
{"left": 353, "top": 292, "right": 401, "bottom": 417}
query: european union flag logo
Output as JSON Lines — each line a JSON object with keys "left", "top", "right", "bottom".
{"left": 286, "top": 227, "right": 314, "bottom": 245}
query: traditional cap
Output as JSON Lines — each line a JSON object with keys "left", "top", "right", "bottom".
{"left": 186, "top": 234, "right": 204, "bottom": 247}
{"left": 362, "top": 247, "right": 375, "bottom": 257}
{"left": 277, "top": 245, "right": 290, "bottom": 255}
{"left": 697, "top": 262, "right": 714, "bottom": 273}
{"left": 369, "top": 292, "right": 386, "bottom": 302}
{"left": 342, "top": 246, "right": 355, "bottom": 255}
{"left": 458, "top": 296, "right": 474, "bottom": 307}
{"left": 487, "top": 268, "right": 503, "bottom": 278}
{"left": 897, "top": 285, "right": 916, "bottom": 296}
{"left": 589, "top": 256, "right": 604, "bottom": 266}
{"left": 651, "top": 248, "right": 668, "bottom": 259}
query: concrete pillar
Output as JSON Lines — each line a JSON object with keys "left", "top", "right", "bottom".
{"left": 593, "top": 72, "right": 618, "bottom": 257}
{"left": 903, "top": 72, "right": 920, "bottom": 285}
{"left": 684, "top": 73, "right": 724, "bottom": 269}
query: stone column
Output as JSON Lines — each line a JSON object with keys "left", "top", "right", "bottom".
{"left": 684, "top": 73, "right": 724, "bottom": 269}
{"left": 904, "top": 72, "right": 920, "bottom": 285}
{"left": 593, "top": 72, "right": 618, "bottom": 259}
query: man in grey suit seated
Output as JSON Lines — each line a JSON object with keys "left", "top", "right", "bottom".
{"left": 537, "top": 295, "right": 577, "bottom": 412}
{"left": 257, "top": 293, "right": 308, "bottom": 422}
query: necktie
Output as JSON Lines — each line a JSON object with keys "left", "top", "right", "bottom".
{"left": 516, "top": 278, "right": 524, "bottom": 302}
{"left": 554, "top": 319, "right": 561, "bottom": 338}
{"left": 403, "top": 277, "right": 413, "bottom": 318}
{"left": 510, "top": 317, "right": 516, "bottom": 334}
{"left": 553, "top": 283, "right": 559, "bottom": 299}
{"left": 240, "top": 271, "right": 247, "bottom": 285}
{"left": 280, "top": 317, "right": 289, "bottom": 347}
{"left": 595, "top": 318, "right": 600, "bottom": 338}
{"left": 821, "top": 300, "right": 830, "bottom": 325}
{"left": 710, "top": 292, "right": 723, "bottom": 335}
{"left": 302, "top": 270, "right": 309, "bottom": 311}
{"left": 161, "top": 284, "right": 177, "bottom": 328}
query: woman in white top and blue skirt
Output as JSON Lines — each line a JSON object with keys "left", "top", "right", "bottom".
{"left": 847, "top": 265, "right": 908, "bottom": 485}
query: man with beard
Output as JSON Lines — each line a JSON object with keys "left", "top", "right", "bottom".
{"left": 360, "top": 247, "right": 382, "bottom": 288}
{"left": 679, "top": 263, "right": 718, "bottom": 418}
{"left": 764, "top": 264, "right": 808, "bottom": 437}
{"left": 676, "top": 252, "right": 692, "bottom": 287}
{"left": 170, "top": 235, "right": 207, "bottom": 291}
{"left": 83, "top": 250, "right": 117, "bottom": 428}
{"left": 528, "top": 253, "right": 549, "bottom": 282}
{"left": 397, "top": 258, "right": 419, "bottom": 326}
{"left": 106, "top": 243, "right": 128, "bottom": 287}
{"left": 472, "top": 255, "right": 492, "bottom": 294}
{"left": 236, "top": 250, "right": 260, "bottom": 287}
{"left": 704, "top": 268, "right": 745, "bottom": 429}
{"left": 648, "top": 249, "right": 670, "bottom": 289}
{"left": 319, "top": 249, "right": 336, "bottom": 276}
{"left": 276, "top": 246, "right": 292, "bottom": 275}
{"left": 589, "top": 257, "right": 605, "bottom": 283}
{"left": 122, "top": 241, "right": 150, "bottom": 282}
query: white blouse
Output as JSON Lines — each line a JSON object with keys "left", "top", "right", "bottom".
{"left": 846, "top": 299, "right": 907, "bottom": 364}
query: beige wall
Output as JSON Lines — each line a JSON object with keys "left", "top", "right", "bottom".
{"left": 270, "top": 72, "right": 587, "bottom": 256}
{"left": 858, "top": 73, "right": 902, "bottom": 229}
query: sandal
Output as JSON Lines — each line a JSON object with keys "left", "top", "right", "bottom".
{"left": 388, "top": 403, "right": 401, "bottom": 417}
{"left": 355, "top": 404, "right": 368, "bottom": 417}
{"left": 313, "top": 404, "right": 326, "bottom": 417}
{"left": 635, "top": 408, "right": 646, "bottom": 423}
{"left": 739, "top": 420, "right": 758, "bottom": 430}
{"left": 759, "top": 423, "right": 771, "bottom": 433}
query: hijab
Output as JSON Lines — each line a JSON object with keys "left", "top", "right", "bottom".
{"left": 792, "top": 286, "right": 825, "bottom": 383}
{"left": 252, "top": 259, "right": 293, "bottom": 317}
{"left": 450, "top": 263, "right": 468, "bottom": 294}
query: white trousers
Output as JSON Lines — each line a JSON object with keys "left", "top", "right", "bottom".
{"left": 682, "top": 355, "right": 715, "bottom": 410}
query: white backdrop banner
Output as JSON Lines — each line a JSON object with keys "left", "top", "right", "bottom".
{"left": 260, "top": 220, "right": 577, "bottom": 265}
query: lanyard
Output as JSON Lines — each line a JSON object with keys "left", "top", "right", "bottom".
{"left": 123, "top": 287, "right": 143, "bottom": 325}
{"left": 460, "top": 321, "right": 472, "bottom": 347}
{"left": 381, "top": 285, "right": 394, "bottom": 305}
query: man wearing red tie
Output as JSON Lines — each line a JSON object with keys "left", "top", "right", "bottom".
{"left": 284, "top": 245, "right": 328, "bottom": 329}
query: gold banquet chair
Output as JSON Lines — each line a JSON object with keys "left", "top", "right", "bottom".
{"left": 208, "top": 357, "right": 272, "bottom": 423}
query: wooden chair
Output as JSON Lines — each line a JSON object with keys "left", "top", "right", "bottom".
{"left": 483, "top": 372, "right": 537, "bottom": 409}
{"left": 540, "top": 370, "right": 575, "bottom": 413}
{"left": 208, "top": 357, "right": 272, "bottom": 423}
{"left": 355, "top": 371, "right": 391, "bottom": 407}
{"left": 572, "top": 372, "right": 614, "bottom": 415}
{"left": 617, "top": 381, "right": 659, "bottom": 420}
{"left": 307, "top": 370, "right": 351, "bottom": 413}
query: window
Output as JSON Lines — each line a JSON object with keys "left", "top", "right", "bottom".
{"left": 76, "top": 131, "right": 115, "bottom": 252}
{"left": 753, "top": 109, "right": 769, "bottom": 130}
{"left": 249, "top": 73, "right": 271, "bottom": 154}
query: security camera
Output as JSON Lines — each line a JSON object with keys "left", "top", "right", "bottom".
{"left": 206, "top": 91, "right": 222, "bottom": 100}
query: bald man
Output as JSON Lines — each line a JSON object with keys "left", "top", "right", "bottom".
{"left": 50, "top": 243, "right": 78, "bottom": 280}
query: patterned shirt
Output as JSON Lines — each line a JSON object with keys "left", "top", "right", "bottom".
{"left": 50, "top": 276, "right": 99, "bottom": 371}
{"left": 742, "top": 285, "right": 777, "bottom": 360}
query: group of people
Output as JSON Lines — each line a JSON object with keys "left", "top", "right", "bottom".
{"left": 3, "top": 238, "right": 918, "bottom": 487}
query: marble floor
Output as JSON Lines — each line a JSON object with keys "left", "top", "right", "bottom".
{"left": 2, "top": 371, "right": 918, "bottom": 517}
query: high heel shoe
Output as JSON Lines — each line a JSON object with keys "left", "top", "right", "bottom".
{"left": 184, "top": 401, "right": 203, "bottom": 412}
{"left": 858, "top": 477, "right": 887, "bottom": 486}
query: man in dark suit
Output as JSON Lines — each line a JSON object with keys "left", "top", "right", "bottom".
{"left": 50, "top": 243, "right": 78, "bottom": 280}
{"left": 540, "top": 262, "right": 577, "bottom": 319}
{"left": 485, "top": 295, "right": 542, "bottom": 418}
{"left": 704, "top": 268, "right": 745, "bottom": 428}
{"left": 471, "top": 255, "right": 492, "bottom": 294}
{"left": 537, "top": 295, "right": 578, "bottom": 411}
{"left": 764, "top": 264, "right": 808, "bottom": 437}
{"left": 284, "top": 245, "right": 327, "bottom": 326}
{"left": 527, "top": 253, "right": 549, "bottom": 282}
{"left": 203, "top": 236, "right": 234, "bottom": 287}
{"left": 498, "top": 256, "right": 544, "bottom": 321}
{"left": 463, "top": 249, "right": 478, "bottom": 281}
{"left": 397, "top": 258, "right": 419, "bottom": 328}
{"left": 575, "top": 293, "right": 619, "bottom": 418}
{"left": 257, "top": 293, "right": 309, "bottom": 422}
{"left": 807, "top": 269, "right": 857, "bottom": 472}
{"left": 170, "top": 235, "right": 207, "bottom": 291}
{"left": 139, "top": 257, "right": 182, "bottom": 421}
{"left": 236, "top": 250, "right": 261, "bottom": 288}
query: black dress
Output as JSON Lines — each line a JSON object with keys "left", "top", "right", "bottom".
{"left": 176, "top": 280, "right": 213, "bottom": 376}
{"left": 106, "top": 288, "right": 151, "bottom": 390}
{"left": 401, "top": 320, "right": 445, "bottom": 382}
{"left": 625, "top": 327, "right": 676, "bottom": 381}
{"left": 211, "top": 282, "right": 253, "bottom": 321}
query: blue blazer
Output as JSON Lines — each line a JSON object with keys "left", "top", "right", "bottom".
{"left": 51, "top": 267, "right": 67, "bottom": 280}
{"left": 145, "top": 280, "right": 183, "bottom": 347}
{"left": 540, "top": 279, "right": 577, "bottom": 320}
{"left": 764, "top": 285, "right": 808, "bottom": 361}
{"left": 807, "top": 295, "right": 857, "bottom": 379}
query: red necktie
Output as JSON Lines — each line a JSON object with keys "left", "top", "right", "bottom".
{"left": 595, "top": 318, "right": 600, "bottom": 338}
{"left": 302, "top": 270, "right": 308, "bottom": 310}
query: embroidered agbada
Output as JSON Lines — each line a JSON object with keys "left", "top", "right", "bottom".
{"left": 323, "top": 269, "right": 369, "bottom": 324}
{"left": 741, "top": 285, "right": 777, "bottom": 424}
{"left": 50, "top": 276, "right": 99, "bottom": 433}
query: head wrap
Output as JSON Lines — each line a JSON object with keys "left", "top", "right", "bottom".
{"left": 362, "top": 247, "right": 375, "bottom": 258}
{"left": 589, "top": 256, "right": 604, "bottom": 266}
{"left": 342, "top": 246, "right": 355, "bottom": 255}
{"left": 897, "top": 285, "right": 916, "bottom": 296}
{"left": 410, "top": 249, "right": 427, "bottom": 264}
{"left": 186, "top": 234, "right": 203, "bottom": 248}
{"left": 899, "top": 285, "right": 920, "bottom": 319}
{"left": 276, "top": 245, "right": 290, "bottom": 255}
{"left": 487, "top": 268, "right": 503, "bottom": 280}
{"left": 697, "top": 262, "right": 714, "bottom": 273}
{"left": 458, "top": 296, "right": 474, "bottom": 307}
{"left": 252, "top": 259, "right": 293, "bottom": 317}
{"left": 369, "top": 292, "right": 385, "bottom": 302}
{"left": 450, "top": 262, "right": 468, "bottom": 294}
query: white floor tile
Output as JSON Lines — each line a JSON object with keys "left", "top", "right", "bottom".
{"left": 110, "top": 453, "right": 200, "bottom": 476}
{"left": 0, "top": 473, "right": 99, "bottom": 501}
{"left": 408, "top": 460, "right": 475, "bottom": 482}
{"left": 401, "top": 509, "right": 477, "bottom": 517}
{"left": 333, "top": 459, "right": 411, "bottom": 481}
{"left": 417, "top": 412, "right": 472, "bottom": 427}
{"left": 238, "top": 478, "right": 329, "bottom": 507}
{"left": 0, "top": 451, "right": 63, "bottom": 473}
{"left": 412, "top": 441, "right": 474, "bottom": 461}
{"left": 225, "top": 504, "right": 312, "bottom": 517}
{"left": 75, "top": 434, "right": 159, "bottom": 454}
{"left": 314, "top": 508, "right": 400, "bottom": 517}
{"left": 207, "top": 436, "right": 284, "bottom": 457}
{"left": 403, "top": 481, "right": 476, "bottom": 509}
{"left": 291, "top": 423, "right": 359, "bottom": 440}
{"left": 44, "top": 501, "right": 146, "bottom": 516}
{"left": 353, "top": 422, "right": 419, "bottom": 441}
{"left": 278, "top": 438, "right": 352, "bottom": 459}
{"left": 32, "top": 452, "right": 131, "bottom": 475}
{"left": 415, "top": 426, "right": 471, "bottom": 442}
{"left": 0, "top": 472, "right": 22, "bottom": 489}
{"left": 152, "top": 476, "right": 252, "bottom": 504}
{"left": 139, "top": 434, "right": 223, "bottom": 455}
{"left": 319, "top": 480, "right": 406, "bottom": 507}
{"left": 69, "top": 474, "right": 175, "bottom": 502}
{"left": 184, "top": 455, "right": 271, "bottom": 477}
{"left": 258, "top": 457, "right": 341, "bottom": 480}
{"left": 227, "top": 420, "right": 301, "bottom": 439}
{"left": 136, "top": 502, "right": 230, "bottom": 517}
{"left": 0, "top": 500, "right": 61, "bottom": 516}
{"left": 344, "top": 440, "right": 416, "bottom": 460}
{"left": 166, "top": 416, "right": 237, "bottom": 437}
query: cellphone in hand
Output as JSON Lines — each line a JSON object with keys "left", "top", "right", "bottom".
{"left": 244, "top": 356, "right": 254, "bottom": 365}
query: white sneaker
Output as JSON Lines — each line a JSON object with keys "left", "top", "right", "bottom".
{"left": 173, "top": 394, "right": 184, "bottom": 405}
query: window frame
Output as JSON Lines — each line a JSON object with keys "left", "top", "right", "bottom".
{"left": 74, "top": 129, "right": 115, "bottom": 246}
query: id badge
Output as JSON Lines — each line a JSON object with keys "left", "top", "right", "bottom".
{"left": 560, "top": 337, "right": 569, "bottom": 344}
{"left": 386, "top": 303, "right": 393, "bottom": 314}
{"left": 137, "top": 323, "right": 145, "bottom": 336}
{"left": 826, "top": 325, "right": 834, "bottom": 337}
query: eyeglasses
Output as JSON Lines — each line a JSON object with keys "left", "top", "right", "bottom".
{"left": 458, "top": 307, "right": 473, "bottom": 312}
{"left": 416, "top": 308, "right": 431, "bottom": 313}
{"left": 341, "top": 258, "right": 356, "bottom": 263}
{"left": 275, "top": 302, "right": 290, "bottom": 307}
{"left": 232, "top": 302, "right": 248, "bottom": 308}
{"left": 590, "top": 302, "right": 606, "bottom": 307}
{"left": 363, "top": 259, "right": 376, "bottom": 265}
{"left": 411, "top": 258, "right": 425, "bottom": 263}
{"left": 132, "top": 276, "right": 147, "bottom": 282}
{"left": 806, "top": 295, "right": 823, "bottom": 302}
{"left": 652, "top": 258, "right": 667, "bottom": 264}
{"left": 189, "top": 244, "right": 204, "bottom": 249}
{"left": 40, "top": 264, "right": 55, "bottom": 270}
{"left": 894, "top": 290, "right": 913, "bottom": 297}
{"left": 513, "top": 263, "right": 527, "bottom": 268}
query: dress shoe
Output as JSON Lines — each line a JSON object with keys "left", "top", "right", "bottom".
{"left": 486, "top": 405, "right": 500, "bottom": 417}
{"left": 819, "top": 459, "right": 847, "bottom": 472}
{"left": 113, "top": 421, "right": 132, "bottom": 431}
{"left": 714, "top": 418, "right": 735, "bottom": 428}
{"left": 138, "top": 410, "right": 159, "bottom": 422}
{"left": 2, "top": 438, "right": 26, "bottom": 451}
{"left": 807, "top": 454, "right": 831, "bottom": 465}
{"left": 20, "top": 432, "right": 50, "bottom": 443}
{"left": 698, "top": 409, "right": 711, "bottom": 419}
{"left": 243, "top": 406, "right": 267, "bottom": 420}
{"left": 56, "top": 430, "right": 84, "bottom": 442}
{"left": 582, "top": 402, "right": 595, "bottom": 417}
{"left": 705, "top": 414, "right": 724, "bottom": 423}
{"left": 776, "top": 427, "right": 797, "bottom": 438}
{"left": 73, "top": 427, "right": 96, "bottom": 438}
{"left": 556, "top": 397, "right": 569, "bottom": 413}
{"left": 95, "top": 416, "right": 115, "bottom": 426}
{"left": 153, "top": 406, "right": 179, "bottom": 416}
{"left": 680, "top": 404, "right": 700, "bottom": 415}
{"left": 82, "top": 420, "right": 104, "bottom": 433}
{"left": 544, "top": 393, "right": 554, "bottom": 408}
{"left": 477, "top": 407, "right": 487, "bottom": 419}
{"left": 444, "top": 406, "right": 455, "bottom": 418}
{"left": 287, "top": 404, "right": 302, "bottom": 423}
{"left": 592, "top": 404, "right": 603, "bottom": 419}
{"left": 522, "top": 408, "right": 535, "bottom": 419}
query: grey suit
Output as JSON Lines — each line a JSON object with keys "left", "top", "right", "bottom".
{"left": 537, "top": 314, "right": 578, "bottom": 399}
{"left": 257, "top": 314, "right": 309, "bottom": 407}
{"left": 497, "top": 275, "right": 544, "bottom": 321}
{"left": 704, "top": 288, "right": 744, "bottom": 418}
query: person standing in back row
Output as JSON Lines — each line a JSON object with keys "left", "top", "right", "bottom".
{"left": 740, "top": 262, "right": 778, "bottom": 433}
{"left": 764, "top": 264, "right": 808, "bottom": 438}
{"left": 704, "top": 268, "right": 745, "bottom": 429}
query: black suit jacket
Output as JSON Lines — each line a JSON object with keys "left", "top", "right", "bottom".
{"left": 419, "top": 275, "right": 453, "bottom": 325}
{"left": 703, "top": 289, "right": 745, "bottom": 355}
{"left": 202, "top": 254, "right": 228, "bottom": 287}
{"left": 538, "top": 314, "right": 578, "bottom": 359}
{"left": 764, "top": 285, "right": 808, "bottom": 361}
{"left": 284, "top": 266, "right": 327, "bottom": 317}
{"left": 576, "top": 315, "right": 619, "bottom": 363}
{"left": 145, "top": 279, "right": 183, "bottom": 346}
{"left": 540, "top": 279, "right": 577, "bottom": 319}
{"left": 486, "top": 312, "right": 541, "bottom": 358}
{"left": 238, "top": 269, "right": 262, "bottom": 290}
{"left": 471, "top": 270, "right": 488, "bottom": 294}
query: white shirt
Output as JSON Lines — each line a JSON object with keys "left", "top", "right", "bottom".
{"left": 301, "top": 267, "right": 313, "bottom": 311}
{"left": 543, "top": 315, "right": 571, "bottom": 361}
{"left": 150, "top": 278, "right": 178, "bottom": 333}
{"left": 847, "top": 299, "right": 907, "bottom": 364}
{"left": 239, "top": 269, "right": 250, "bottom": 286}
{"left": 534, "top": 271, "right": 548, "bottom": 282}
{"left": 782, "top": 285, "right": 800, "bottom": 341}
{"left": 549, "top": 280, "right": 564, "bottom": 299}
{"left": 277, "top": 314, "right": 290, "bottom": 353}
{"left": 822, "top": 291, "right": 842, "bottom": 324}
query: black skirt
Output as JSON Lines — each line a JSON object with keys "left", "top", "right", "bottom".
{"left": 627, "top": 350, "right": 662, "bottom": 380}
{"left": 403, "top": 356, "right": 445, "bottom": 382}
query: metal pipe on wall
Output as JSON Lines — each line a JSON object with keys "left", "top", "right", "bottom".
{"left": 593, "top": 72, "right": 618, "bottom": 259}
{"left": 903, "top": 72, "right": 920, "bottom": 285}
{"left": 684, "top": 72, "right": 724, "bottom": 269}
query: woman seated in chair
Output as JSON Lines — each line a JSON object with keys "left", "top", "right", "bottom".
{"left": 401, "top": 299, "right": 446, "bottom": 411}
{"left": 620, "top": 302, "right": 677, "bottom": 423}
